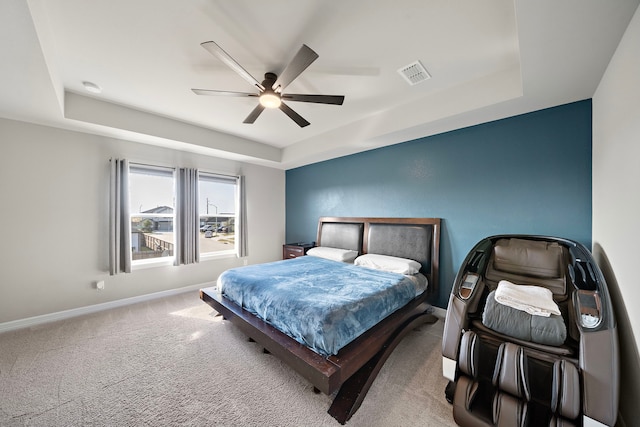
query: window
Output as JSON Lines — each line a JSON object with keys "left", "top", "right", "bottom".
{"left": 109, "top": 160, "right": 243, "bottom": 274}
{"left": 198, "top": 172, "right": 237, "bottom": 256}
{"left": 129, "top": 164, "right": 176, "bottom": 264}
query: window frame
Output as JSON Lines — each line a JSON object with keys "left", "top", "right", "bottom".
{"left": 128, "top": 163, "right": 177, "bottom": 268}
{"left": 198, "top": 171, "right": 238, "bottom": 260}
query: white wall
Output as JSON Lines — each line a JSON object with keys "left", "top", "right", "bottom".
{"left": 0, "top": 118, "right": 285, "bottom": 324}
{"left": 592, "top": 5, "right": 640, "bottom": 426}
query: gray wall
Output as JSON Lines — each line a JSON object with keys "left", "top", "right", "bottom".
{"left": 286, "top": 100, "right": 592, "bottom": 308}
{"left": 0, "top": 118, "right": 286, "bottom": 324}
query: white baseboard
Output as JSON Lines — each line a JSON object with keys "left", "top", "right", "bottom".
{"left": 431, "top": 305, "right": 447, "bottom": 319}
{"left": 0, "top": 282, "right": 215, "bottom": 334}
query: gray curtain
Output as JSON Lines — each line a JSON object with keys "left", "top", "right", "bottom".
{"left": 175, "top": 168, "right": 199, "bottom": 265}
{"left": 236, "top": 175, "right": 248, "bottom": 258}
{"left": 109, "top": 158, "right": 131, "bottom": 275}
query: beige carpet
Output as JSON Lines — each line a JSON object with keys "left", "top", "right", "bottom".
{"left": 0, "top": 291, "right": 456, "bottom": 426}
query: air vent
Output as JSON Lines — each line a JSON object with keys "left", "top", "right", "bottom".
{"left": 397, "top": 60, "right": 431, "bottom": 86}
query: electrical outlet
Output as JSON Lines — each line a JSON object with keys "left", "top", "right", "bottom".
{"left": 243, "top": 258, "right": 248, "bottom": 266}
{"left": 95, "top": 280, "right": 105, "bottom": 290}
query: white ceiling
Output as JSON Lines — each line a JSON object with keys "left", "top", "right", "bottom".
{"left": 1, "top": 0, "right": 638, "bottom": 169}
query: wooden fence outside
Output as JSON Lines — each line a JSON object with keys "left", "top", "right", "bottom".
{"left": 132, "top": 234, "right": 174, "bottom": 260}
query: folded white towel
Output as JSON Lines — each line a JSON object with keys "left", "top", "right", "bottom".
{"left": 494, "top": 280, "right": 560, "bottom": 317}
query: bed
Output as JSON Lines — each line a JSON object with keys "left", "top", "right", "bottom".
{"left": 199, "top": 217, "right": 441, "bottom": 423}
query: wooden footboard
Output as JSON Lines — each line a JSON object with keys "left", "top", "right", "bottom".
{"left": 200, "top": 287, "right": 341, "bottom": 393}
{"left": 199, "top": 287, "right": 437, "bottom": 423}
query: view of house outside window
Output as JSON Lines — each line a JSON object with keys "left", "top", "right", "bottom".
{"left": 129, "top": 165, "right": 176, "bottom": 263}
{"left": 198, "top": 173, "right": 237, "bottom": 255}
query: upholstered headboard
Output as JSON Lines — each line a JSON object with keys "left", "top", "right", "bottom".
{"left": 316, "top": 217, "right": 441, "bottom": 296}
{"left": 317, "top": 221, "right": 364, "bottom": 253}
{"left": 366, "top": 223, "right": 434, "bottom": 275}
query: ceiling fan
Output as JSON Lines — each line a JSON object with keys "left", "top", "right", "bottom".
{"left": 192, "top": 41, "right": 345, "bottom": 128}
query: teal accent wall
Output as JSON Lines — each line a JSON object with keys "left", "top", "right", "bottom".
{"left": 286, "top": 100, "right": 592, "bottom": 308}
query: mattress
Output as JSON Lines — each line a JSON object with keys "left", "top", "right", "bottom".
{"left": 218, "top": 256, "right": 427, "bottom": 356}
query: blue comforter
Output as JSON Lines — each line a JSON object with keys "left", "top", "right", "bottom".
{"left": 218, "top": 256, "right": 422, "bottom": 356}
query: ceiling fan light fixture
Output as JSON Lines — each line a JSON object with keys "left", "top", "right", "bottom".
{"left": 259, "top": 91, "right": 281, "bottom": 108}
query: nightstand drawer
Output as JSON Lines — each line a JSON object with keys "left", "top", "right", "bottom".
{"left": 283, "top": 243, "right": 314, "bottom": 260}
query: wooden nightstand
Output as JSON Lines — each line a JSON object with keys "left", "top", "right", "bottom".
{"left": 283, "top": 243, "right": 315, "bottom": 260}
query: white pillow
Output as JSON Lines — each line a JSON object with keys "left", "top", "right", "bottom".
{"left": 354, "top": 254, "right": 421, "bottom": 274}
{"left": 306, "top": 246, "right": 359, "bottom": 263}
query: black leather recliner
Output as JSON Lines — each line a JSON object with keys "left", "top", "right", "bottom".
{"left": 442, "top": 235, "right": 619, "bottom": 426}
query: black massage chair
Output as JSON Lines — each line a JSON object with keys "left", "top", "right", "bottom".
{"left": 442, "top": 235, "right": 619, "bottom": 426}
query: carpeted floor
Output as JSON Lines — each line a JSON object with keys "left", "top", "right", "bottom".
{"left": 0, "top": 291, "right": 456, "bottom": 426}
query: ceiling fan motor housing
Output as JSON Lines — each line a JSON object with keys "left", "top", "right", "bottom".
{"left": 263, "top": 72, "right": 278, "bottom": 89}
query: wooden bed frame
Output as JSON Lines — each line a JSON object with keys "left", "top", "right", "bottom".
{"left": 199, "top": 217, "right": 441, "bottom": 423}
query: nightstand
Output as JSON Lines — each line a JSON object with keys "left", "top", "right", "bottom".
{"left": 283, "top": 243, "right": 315, "bottom": 260}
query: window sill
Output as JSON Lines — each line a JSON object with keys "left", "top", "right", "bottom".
{"left": 200, "top": 250, "right": 236, "bottom": 262}
{"left": 132, "top": 257, "right": 175, "bottom": 271}
{"left": 130, "top": 251, "right": 236, "bottom": 271}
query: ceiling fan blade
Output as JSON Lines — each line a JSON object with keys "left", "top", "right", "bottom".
{"left": 279, "top": 101, "right": 310, "bottom": 127}
{"left": 272, "top": 44, "right": 319, "bottom": 93}
{"left": 201, "top": 41, "right": 265, "bottom": 91}
{"left": 243, "top": 104, "right": 265, "bottom": 124}
{"left": 192, "top": 89, "right": 259, "bottom": 97}
{"left": 281, "top": 94, "right": 345, "bottom": 105}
